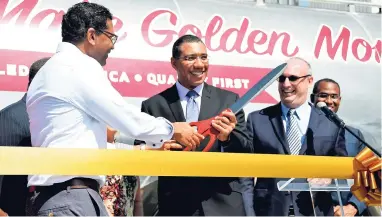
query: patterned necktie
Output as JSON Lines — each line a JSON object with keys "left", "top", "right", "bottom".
{"left": 287, "top": 109, "right": 301, "bottom": 155}
{"left": 186, "top": 90, "right": 199, "bottom": 122}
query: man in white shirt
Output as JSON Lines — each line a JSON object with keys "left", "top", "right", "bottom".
{"left": 26, "top": 2, "right": 203, "bottom": 216}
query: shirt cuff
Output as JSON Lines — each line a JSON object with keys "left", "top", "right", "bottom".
{"left": 348, "top": 196, "right": 367, "bottom": 214}
{"left": 146, "top": 117, "right": 174, "bottom": 149}
{"left": 134, "top": 117, "right": 174, "bottom": 149}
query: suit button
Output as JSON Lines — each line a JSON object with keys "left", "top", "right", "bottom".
{"left": 153, "top": 144, "right": 156, "bottom": 147}
{"left": 160, "top": 139, "right": 163, "bottom": 142}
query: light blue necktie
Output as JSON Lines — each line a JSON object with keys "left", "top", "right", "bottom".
{"left": 186, "top": 90, "right": 199, "bottom": 122}
{"left": 287, "top": 109, "right": 301, "bottom": 155}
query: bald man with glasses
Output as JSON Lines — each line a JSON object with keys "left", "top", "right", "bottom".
{"left": 241, "top": 57, "right": 347, "bottom": 216}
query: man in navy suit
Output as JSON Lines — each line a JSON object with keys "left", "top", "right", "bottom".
{"left": 135, "top": 34, "right": 252, "bottom": 216}
{"left": 0, "top": 57, "right": 50, "bottom": 216}
{"left": 243, "top": 57, "right": 347, "bottom": 216}
{"left": 311, "top": 78, "right": 367, "bottom": 216}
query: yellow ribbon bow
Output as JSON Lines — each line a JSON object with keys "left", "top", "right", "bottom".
{"left": 351, "top": 147, "right": 381, "bottom": 206}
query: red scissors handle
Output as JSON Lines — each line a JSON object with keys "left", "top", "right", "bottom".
{"left": 183, "top": 109, "right": 231, "bottom": 152}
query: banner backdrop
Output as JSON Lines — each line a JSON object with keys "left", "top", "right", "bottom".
{"left": 0, "top": 0, "right": 380, "bottom": 155}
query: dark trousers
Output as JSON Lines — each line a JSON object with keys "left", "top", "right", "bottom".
{"left": 27, "top": 180, "right": 108, "bottom": 216}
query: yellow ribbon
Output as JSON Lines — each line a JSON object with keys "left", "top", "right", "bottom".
{"left": 0, "top": 147, "right": 353, "bottom": 178}
{"left": 0, "top": 146, "right": 380, "bottom": 206}
{"left": 351, "top": 148, "right": 381, "bottom": 206}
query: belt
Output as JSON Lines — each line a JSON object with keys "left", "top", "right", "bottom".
{"left": 29, "top": 178, "right": 100, "bottom": 193}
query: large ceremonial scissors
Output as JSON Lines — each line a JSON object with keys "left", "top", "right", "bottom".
{"left": 184, "top": 63, "right": 287, "bottom": 152}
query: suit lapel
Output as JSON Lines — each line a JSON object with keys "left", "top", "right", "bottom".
{"left": 270, "top": 103, "right": 290, "bottom": 154}
{"left": 300, "top": 105, "right": 322, "bottom": 155}
{"left": 198, "top": 83, "right": 216, "bottom": 121}
{"left": 166, "top": 85, "right": 186, "bottom": 122}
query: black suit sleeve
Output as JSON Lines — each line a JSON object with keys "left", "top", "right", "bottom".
{"left": 0, "top": 102, "right": 30, "bottom": 216}
{"left": 239, "top": 113, "right": 256, "bottom": 216}
{"left": 220, "top": 94, "right": 253, "bottom": 153}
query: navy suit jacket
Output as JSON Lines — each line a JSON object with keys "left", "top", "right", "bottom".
{"left": 0, "top": 94, "right": 31, "bottom": 216}
{"left": 331, "top": 126, "right": 367, "bottom": 214}
{"left": 242, "top": 103, "right": 347, "bottom": 216}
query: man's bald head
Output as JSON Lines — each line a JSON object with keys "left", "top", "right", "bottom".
{"left": 278, "top": 57, "right": 314, "bottom": 108}
{"left": 285, "top": 57, "right": 312, "bottom": 77}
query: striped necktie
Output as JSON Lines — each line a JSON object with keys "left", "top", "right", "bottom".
{"left": 287, "top": 109, "right": 301, "bottom": 155}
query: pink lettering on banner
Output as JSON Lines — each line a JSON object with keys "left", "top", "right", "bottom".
{"left": 0, "top": 49, "right": 277, "bottom": 104}
{"left": 0, "top": 1, "right": 380, "bottom": 64}
{"left": 0, "top": 0, "right": 127, "bottom": 41}
{"left": 141, "top": 9, "right": 299, "bottom": 58}
{"left": 314, "top": 25, "right": 381, "bottom": 63}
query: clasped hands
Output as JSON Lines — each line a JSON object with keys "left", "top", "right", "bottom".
{"left": 160, "top": 110, "right": 237, "bottom": 151}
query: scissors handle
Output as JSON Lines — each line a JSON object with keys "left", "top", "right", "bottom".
{"left": 183, "top": 109, "right": 231, "bottom": 152}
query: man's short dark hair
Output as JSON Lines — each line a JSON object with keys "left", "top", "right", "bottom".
{"left": 61, "top": 2, "right": 113, "bottom": 44}
{"left": 28, "top": 57, "right": 50, "bottom": 87}
{"left": 312, "top": 78, "right": 341, "bottom": 94}
{"left": 172, "top": 34, "right": 204, "bottom": 59}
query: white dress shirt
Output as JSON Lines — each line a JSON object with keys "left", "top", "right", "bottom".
{"left": 26, "top": 42, "right": 174, "bottom": 187}
{"left": 281, "top": 101, "right": 312, "bottom": 145}
{"left": 175, "top": 81, "right": 204, "bottom": 119}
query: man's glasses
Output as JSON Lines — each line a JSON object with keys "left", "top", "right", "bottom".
{"left": 98, "top": 30, "right": 118, "bottom": 45}
{"left": 278, "top": 75, "right": 311, "bottom": 83}
{"left": 177, "top": 54, "right": 209, "bottom": 63}
{"left": 315, "top": 93, "right": 340, "bottom": 100}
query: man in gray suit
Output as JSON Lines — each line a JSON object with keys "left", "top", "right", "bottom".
{"left": 311, "top": 78, "right": 367, "bottom": 216}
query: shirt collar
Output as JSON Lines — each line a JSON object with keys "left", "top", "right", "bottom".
{"left": 175, "top": 81, "right": 204, "bottom": 99}
{"left": 22, "top": 93, "right": 27, "bottom": 102}
{"left": 281, "top": 100, "right": 311, "bottom": 120}
{"left": 56, "top": 42, "right": 84, "bottom": 55}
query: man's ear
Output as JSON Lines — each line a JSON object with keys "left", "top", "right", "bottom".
{"left": 310, "top": 94, "right": 315, "bottom": 104}
{"left": 170, "top": 57, "right": 177, "bottom": 71}
{"left": 308, "top": 76, "right": 314, "bottom": 88}
{"left": 86, "top": 28, "right": 97, "bottom": 46}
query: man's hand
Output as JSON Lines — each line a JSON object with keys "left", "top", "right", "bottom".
{"left": 172, "top": 122, "right": 204, "bottom": 150}
{"left": 107, "top": 127, "right": 117, "bottom": 143}
{"left": 307, "top": 178, "right": 332, "bottom": 186}
{"left": 211, "top": 110, "right": 237, "bottom": 142}
{"left": 334, "top": 204, "right": 358, "bottom": 216}
{"left": 160, "top": 140, "right": 184, "bottom": 150}
{"left": 146, "top": 140, "right": 183, "bottom": 151}
{"left": 0, "top": 208, "right": 8, "bottom": 216}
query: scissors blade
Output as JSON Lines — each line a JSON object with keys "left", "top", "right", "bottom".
{"left": 230, "top": 63, "right": 287, "bottom": 114}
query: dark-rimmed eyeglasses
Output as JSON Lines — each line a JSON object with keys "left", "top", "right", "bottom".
{"left": 98, "top": 30, "right": 118, "bottom": 45}
{"left": 177, "top": 54, "right": 209, "bottom": 63}
{"left": 278, "top": 75, "right": 311, "bottom": 83}
{"left": 315, "top": 93, "right": 340, "bottom": 100}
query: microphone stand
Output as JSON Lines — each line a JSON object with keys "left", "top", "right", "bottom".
{"left": 324, "top": 110, "right": 381, "bottom": 157}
